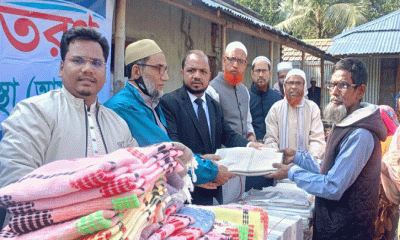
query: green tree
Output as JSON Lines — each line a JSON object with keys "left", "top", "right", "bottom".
{"left": 236, "top": 0, "right": 283, "bottom": 25}
{"left": 366, "top": 0, "right": 400, "bottom": 20}
{"left": 274, "top": 0, "right": 369, "bottom": 39}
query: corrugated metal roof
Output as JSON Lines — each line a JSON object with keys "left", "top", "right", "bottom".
{"left": 283, "top": 39, "right": 332, "bottom": 61}
{"left": 200, "top": 0, "right": 337, "bottom": 61}
{"left": 328, "top": 9, "right": 400, "bottom": 56}
{"left": 201, "top": 0, "right": 289, "bottom": 35}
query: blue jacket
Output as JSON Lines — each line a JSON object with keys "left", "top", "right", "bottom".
{"left": 105, "top": 83, "right": 218, "bottom": 184}
{"left": 249, "top": 82, "right": 281, "bottom": 140}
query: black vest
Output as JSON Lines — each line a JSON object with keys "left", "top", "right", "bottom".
{"left": 313, "top": 113, "right": 382, "bottom": 240}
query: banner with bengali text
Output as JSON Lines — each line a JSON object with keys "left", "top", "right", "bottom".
{"left": 0, "top": 0, "right": 115, "bottom": 128}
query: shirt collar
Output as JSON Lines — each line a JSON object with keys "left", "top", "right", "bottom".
{"left": 187, "top": 91, "right": 207, "bottom": 104}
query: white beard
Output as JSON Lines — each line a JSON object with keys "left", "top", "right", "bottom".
{"left": 323, "top": 102, "right": 347, "bottom": 125}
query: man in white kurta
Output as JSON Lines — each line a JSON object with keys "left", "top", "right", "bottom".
{"left": 264, "top": 69, "right": 326, "bottom": 158}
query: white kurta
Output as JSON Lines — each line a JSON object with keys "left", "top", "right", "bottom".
{"left": 263, "top": 99, "right": 326, "bottom": 158}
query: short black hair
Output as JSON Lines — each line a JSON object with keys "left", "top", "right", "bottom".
{"left": 181, "top": 50, "right": 209, "bottom": 69}
{"left": 124, "top": 57, "right": 149, "bottom": 79}
{"left": 332, "top": 58, "right": 367, "bottom": 86}
{"left": 60, "top": 27, "right": 109, "bottom": 62}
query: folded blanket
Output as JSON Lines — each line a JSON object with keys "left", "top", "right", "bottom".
{"left": 202, "top": 206, "right": 265, "bottom": 240}
{"left": 148, "top": 214, "right": 196, "bottom": 240}
{"left": 178, "top": 206, "right": 215, "bottom": 234}
{"left": 0, "top": 143, "right": 182, "bottom": 206}
{"left": 0, "top": 210, "right": 122, "bottom": 240}
{"left": 7, "top": 172, "right": 164, "bottom": 215}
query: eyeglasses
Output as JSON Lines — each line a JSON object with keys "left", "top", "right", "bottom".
{"left": 284, "top": 81, "right": 304, "bottom": 87}
{"left": 326, "top": 81, "right": 357, "bottom": 91}
{"left": 225, "top": 57, "right": 247, "bottom": 65}
{"left": 138, "top": 64, "right": 169, "bottom": 75}
{"left": 66, "top": 56, "right": 105, "bottom": 69}
{"left": 253, "top": 69, "right": 269, "bottom": 74}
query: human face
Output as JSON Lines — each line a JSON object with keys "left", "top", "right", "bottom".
{"left": 329, "top": 69, "right": 365, "bottom": 114}
{"left": 141, "top": 52, "right": 169, "bottom": 98}
{"left": 284, "top": 75, "right": 304, "bottom": 106}
{"left": 251, "top": 60, "right": 271, "bottom": 91}
{"left": 59, "top": 40, "right": 106, "bottom": 106}
{"left": 182, "top": 53, "right": 211, "bottom": 97}
{"left": 223, "top": 48, "right": 247, "bottom": 75}
{"left": 278, "top": 69, "right": 290, "bottom": 84}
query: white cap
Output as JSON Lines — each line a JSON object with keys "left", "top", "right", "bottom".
{"left": 252, "top": 56, "right": 271, "bottom": 68}
{"left": 285, "top": 69, "right": 308, "bottom": 96}
{"left": 277, "top": 62, "right": 293, "bottom": 72}
{"left": 225, "top": 41, "right": 247, "bottom": 56}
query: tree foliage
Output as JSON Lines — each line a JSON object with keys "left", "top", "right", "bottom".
{"left": 235, "top": 0, "right": 283, "bottom": 25}
{"left": 236, "top": 0, "right": 400, "bottom": 39}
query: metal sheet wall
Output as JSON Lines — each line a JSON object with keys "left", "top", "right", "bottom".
{"left": 291, "top": 59, "right": 380, "bottom": 109}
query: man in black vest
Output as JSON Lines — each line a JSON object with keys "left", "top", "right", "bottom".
{"left": 269, "top": 58, "right": 387, "bottom": 239}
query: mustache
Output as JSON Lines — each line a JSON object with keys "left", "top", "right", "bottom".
{"left": 330, "top": 96, "right": 344, "bottom": 103}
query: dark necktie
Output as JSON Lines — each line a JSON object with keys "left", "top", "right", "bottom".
{"left": 194, "top": 98, "right": 212, "bottom": 153}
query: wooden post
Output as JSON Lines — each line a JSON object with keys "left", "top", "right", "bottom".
{"left": 320, "top": 58, "right": 325, "bottom": 107}
{"left": 301, "top": 51, "right": 305, "bottom": 69}
{"left": 220, "top": 24, "right": 227, "bottom": 70}
{"left": 113, "top": 0, "right": 126, "bottom": 94}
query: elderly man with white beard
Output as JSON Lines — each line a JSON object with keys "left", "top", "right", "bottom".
{"left": 268, "top": 58, "right": 388, "bottom": 239}
{"left": 264, "top": 69, "right": 326, "bottom": 158}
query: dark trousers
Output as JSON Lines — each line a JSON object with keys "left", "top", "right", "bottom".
{"left": 191, "top": 186, "right": 223, "bottom": 205}
{"left": 245, "top": 176, "right": 274, "bottom": 191}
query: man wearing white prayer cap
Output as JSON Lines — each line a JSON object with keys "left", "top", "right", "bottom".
{"left": 273, "top": 61, "right": 293, "bottom": 98}
{"left": 207, "top": 41, "right": 257, "bottom": 142}
{"left": 264, "top": 69, "right": 326, "bottom": 158}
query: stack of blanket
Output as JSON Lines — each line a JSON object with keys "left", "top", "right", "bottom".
{"left": 0, "top": 142, "right": 192, "bottom": 240}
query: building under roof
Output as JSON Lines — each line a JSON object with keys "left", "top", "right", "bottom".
{"left": 328, "top": 8, "right": 400, "bottom": 107}
{"left": 112, "top": 0, "right": 338, "bottom": 93}
{"left": 328, "top": 8, "right": 400, "bottom": 58}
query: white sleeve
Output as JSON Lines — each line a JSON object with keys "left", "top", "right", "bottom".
{"left": 245, "top": 88, "right": 254, "bottom": 134}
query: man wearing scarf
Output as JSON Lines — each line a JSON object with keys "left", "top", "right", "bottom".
{"left": 208, "top": 41, "right": 257, "bottom": 142}
{"left": 264, "top": 69, "right": 326, "bottom": 158}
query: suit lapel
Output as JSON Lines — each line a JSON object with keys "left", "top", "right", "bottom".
{"left": 206, "top": 94, "right": 216, "bottom": 148}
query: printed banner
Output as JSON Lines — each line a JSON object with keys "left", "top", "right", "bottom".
{"left": 0, "top": 0, "right": 115, "bottom": 126}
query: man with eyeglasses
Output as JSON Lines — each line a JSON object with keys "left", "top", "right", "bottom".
{"left": 269, "top": 58, "right": 387, "bottom": 239}
{"left": 249, "top": 56, "right": 281, "bottom": 141}
{"left": 105, "top": 39, "right": 170, "bottom": 146}
{"left": 264, "top": 69, "right": 326, "bottom": 159}
{"left": 246, "top": 56, "right": 281, "bottom": 191}
{"left": 0, "top": 27, "right": 138, "bottom": 188}
{"left": 105, "top": 40, "right": 226, "bottom": 187}
{"left": 208, "top": 41, "right": 257, "bottom": 142}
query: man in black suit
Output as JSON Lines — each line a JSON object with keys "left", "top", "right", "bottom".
{"left": 160, "top": 50, "right": 264, "bottom": 205}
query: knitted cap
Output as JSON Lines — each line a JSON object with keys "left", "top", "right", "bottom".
{"left": 277, "top": 62, "right": 293, "bottom": 72}
{"left": 252, "top": 56, "right": 271, "bottom": 68}
{"left": 125, "top": 39, "right": 162, "bottom": 65}
{"left": 225, "top": 41, "right": 247, "bottom": 56}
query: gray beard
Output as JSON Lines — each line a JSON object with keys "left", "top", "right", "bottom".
{"left": 323, "top": 102, "right": 347, "bottom": 125}
{"left": 143, "top": 76, "right": 163, "bottom": 101}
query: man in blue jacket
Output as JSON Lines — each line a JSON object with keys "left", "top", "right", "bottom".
{"left": 105, "top": 39, "right": 233, "bottom": 187}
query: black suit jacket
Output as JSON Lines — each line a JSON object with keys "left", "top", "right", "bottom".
{"left": 160, "top": 86, "right": 248, "bottom": 155}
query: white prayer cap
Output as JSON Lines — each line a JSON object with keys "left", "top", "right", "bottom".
{"left": 277, "top": 62, "right": 293, "bottom": 72}
{"left": 285, "top": 69, "right": 308, "bottom": 96}
{"left": 252, "top": 56, "right": 271, "bottom": 68}
{"left": 225, "top": 41, "right": 247, "bottom": 56}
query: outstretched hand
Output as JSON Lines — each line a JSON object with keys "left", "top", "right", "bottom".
{"left": 266, "top": 163, "right": 292, "bottom": 180}
{"left": 279, "top": 148, "right": 296, "bottom": 164}
{"left": 201, "top": 154, "right": 222, "bottom": 161}
{"left": 214, "top": 165, "right": 236, "bottom": 186}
